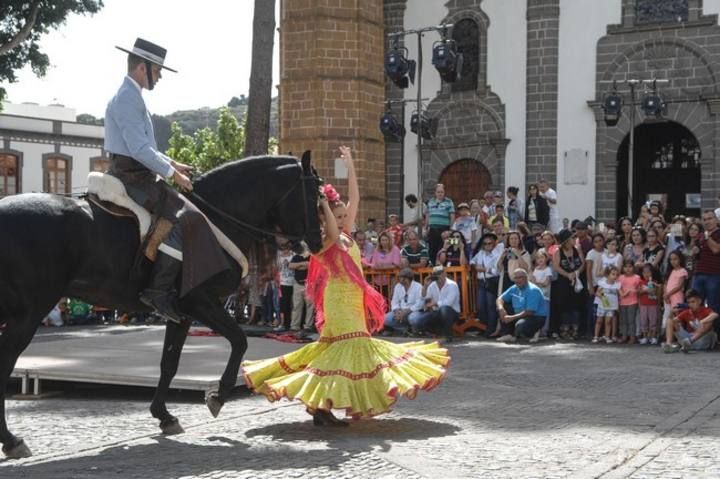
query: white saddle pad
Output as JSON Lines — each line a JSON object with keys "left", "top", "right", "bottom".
{"left": 87, "top": 172, "right": 248, "bottom": 277}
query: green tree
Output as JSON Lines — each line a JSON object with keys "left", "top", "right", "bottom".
{"left": 0, "top": 1, "right": 104, "bottom": 108}
{"left": 227, "top": 95, "right": 247, "bottom": 107}
{"left": 166, "top": 107, "right": 247, "bottom": 173}
{"left": 76, "top": 113, "right": 103, "bottom": 125}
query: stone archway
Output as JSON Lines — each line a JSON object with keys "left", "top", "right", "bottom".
{"left": 423, "top": 93, "right": 507, "bottom": 197}
{"left": 593, "top": 15, "right": 720, "bottom": 220}
{"left": 438, "top": 159, "right": 492, "bottom": 204}
{"left": 616, "top": 121, "right": 702, "bottom": 217}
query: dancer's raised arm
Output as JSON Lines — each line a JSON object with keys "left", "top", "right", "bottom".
{"left": 320, "top": 195, "right": 340, "bottom": 248}
{"left": 339, "top": 146, "right": 359, "bottom": 233}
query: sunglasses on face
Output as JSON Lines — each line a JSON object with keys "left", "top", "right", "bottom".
{"left": 483, "top": 241, "right": 494, "bottom": 246}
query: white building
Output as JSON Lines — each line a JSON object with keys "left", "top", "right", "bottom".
{"left": 0, "top": 102, "right": 108, "bottom": 198}
{"left": 379, "top": 0, "right": 720, "bottom": 222}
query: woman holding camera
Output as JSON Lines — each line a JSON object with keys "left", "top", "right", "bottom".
{"left": 436, "top": 230, "right": 468, "bottom": 267}
{"left": 497, "top": 231, "right": 532, "bottom": 293}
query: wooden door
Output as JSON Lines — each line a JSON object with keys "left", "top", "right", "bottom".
{"left": 617, "top": 121, "right": 702, "bottom": 218}
{"left": 438, "top": 159, "right": 492, "bottom": 204}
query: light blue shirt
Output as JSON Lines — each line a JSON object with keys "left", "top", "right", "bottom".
{"left": 104, "top": 76, "right": 175, "bottom": 178}
{"left": 500, "top": 282, "right": 547, "bottom": 317}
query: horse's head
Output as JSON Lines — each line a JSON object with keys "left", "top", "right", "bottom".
{"left": 269, "top": 151, "right": 323, "bottom": 253}
{"left": 192, "top": 153, "right": 323, "bottom": 254}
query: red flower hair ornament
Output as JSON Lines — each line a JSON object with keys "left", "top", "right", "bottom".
{"left": 322, "top": 184, "right": 341, "bottom": 203}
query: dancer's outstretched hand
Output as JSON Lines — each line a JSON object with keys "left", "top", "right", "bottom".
{"left": 339, "top": 145, "right": 353, "bottom": 166}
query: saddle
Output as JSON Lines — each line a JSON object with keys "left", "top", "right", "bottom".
{"left": 86, "top": 172, "right": 249, "bottom": 275}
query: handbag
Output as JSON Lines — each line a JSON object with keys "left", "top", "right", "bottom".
{"left": 574, "top": 275, "right": 584, "bottom": 293}
{"left": 485, "top": 276, "right": 500, "bottom": 295}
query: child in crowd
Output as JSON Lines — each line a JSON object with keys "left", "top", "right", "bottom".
{"left": 663, "top": 250, "right": 688, "bottom": 331}
{"left": 638, "top": 264, "right": 662, "bottom": 344}
{"left": 585, "top": 233, "right": 606, "bottom": 295}
{"left": 452, "top": 202, "right": 478, "bottom": 247}
{"left": 384, "top": 214, "right": 404, "bottom": 248}
{"left": 643, "top": 229, "right": 665, "bottom": 271}
{"left": 618, "top": 260, "right": 642, "bottom": 344}
{"left": 489, "top": 204, "right": 510, "bottom": 229}
{"left": 602, "top": 237, "right": 623, "bottom": 272}
{"left": 531, "top": 249, "right": 554, "bottom": 339}
{"left": 593, "top": 266, "right": 621, "bottom": 344}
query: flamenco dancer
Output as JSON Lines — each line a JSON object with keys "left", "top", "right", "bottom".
{"left": 242, "top": 146, "right": 450, "bottom": 426}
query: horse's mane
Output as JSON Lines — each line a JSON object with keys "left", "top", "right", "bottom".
{"left": 194, "top": 155, "right": 299, "bottom": 191}
{"left": 192, "top": 155, "right": 301, "bottom": 289}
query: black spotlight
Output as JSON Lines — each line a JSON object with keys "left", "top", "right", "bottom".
{"left": 410, "top": 110, "right": 438, "bottom": 140}
{"left": 379, "top": 108, "right": 405, "bottom": 142}
{"left": 641, "top": 92, "right": 666, "bottom": 119}
{"left": 432, "top": 38, "right": 462, "bottom": 83}
{"left": 602, "top": 92, "right": 623, "bottom": 127}
{"left": 385, "top": 45, "right": 416, "bottom": 89}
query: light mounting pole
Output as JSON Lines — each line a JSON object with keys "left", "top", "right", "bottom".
{"left": 387, "top": 23, "right": 454, "bottom": 213}
{"left": 601, "top": 78, "right": 669, "bottom": 217}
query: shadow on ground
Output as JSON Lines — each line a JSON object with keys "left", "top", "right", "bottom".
{"left": 4, "top": 418, "right": 459, "bottom": 477}
{"left": 246, "top": 417, "right": 461, "bottom": 452}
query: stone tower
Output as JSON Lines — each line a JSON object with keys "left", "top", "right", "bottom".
{"left": 279, "top": 0, "right": 386, "bottom": 226}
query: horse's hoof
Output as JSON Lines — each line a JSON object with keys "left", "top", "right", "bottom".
{"left": 2, "top": 439, "right": 33, "bottom": 459}
{"left": 205, "top": 391, "right": 224, "bottom": 418}
{"left": 159, "top": 417, "right": 185, "bottom": 435}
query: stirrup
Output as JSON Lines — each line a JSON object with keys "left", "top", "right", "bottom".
{"left": 140, "top": 290, "right": 187, "bottom": 324}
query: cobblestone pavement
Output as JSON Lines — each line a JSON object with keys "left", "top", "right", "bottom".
{"left": 2, "top": 336, "right": 720, "bottom": 478}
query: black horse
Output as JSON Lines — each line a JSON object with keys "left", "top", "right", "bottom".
{"left": 0, "top": 154, "right": 323, "bottom": 459}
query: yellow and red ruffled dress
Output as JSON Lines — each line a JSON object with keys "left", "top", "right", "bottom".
{"left": 241, "top": 237, "right": 450, "bottom": 419}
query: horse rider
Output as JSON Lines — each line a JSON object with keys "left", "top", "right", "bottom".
{"left": 104, "top": 38, "right": 226, "bottom": 323}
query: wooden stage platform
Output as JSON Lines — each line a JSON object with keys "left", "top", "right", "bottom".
{"left": 11, "top": 326, "right": 300, "bottom": 396}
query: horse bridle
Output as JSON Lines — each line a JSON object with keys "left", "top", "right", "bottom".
{"left": 188, "top": 163, "right": 320, "bottom": 243}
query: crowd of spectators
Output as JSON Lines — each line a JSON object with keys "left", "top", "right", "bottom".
{"left": 358, "top": 180, "right": 720, "bottom": 350}
{"left": 47, "top": 179, "right": 720, "bottom": 353}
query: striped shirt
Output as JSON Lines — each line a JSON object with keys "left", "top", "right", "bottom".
{"left": 427, "top": 198, "right": 455, "bottom": 227}
{"left": 695, "top": 229, "right": 720, "bottom": 274}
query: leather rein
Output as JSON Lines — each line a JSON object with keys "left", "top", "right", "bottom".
{"left": 188, "top": 164, "right": 319, "bottom": 243}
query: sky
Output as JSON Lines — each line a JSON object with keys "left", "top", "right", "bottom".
{"left": 3, "top": 0, "right": 280, "bottom": 117}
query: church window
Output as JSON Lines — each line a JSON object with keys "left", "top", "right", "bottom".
{"left": 451, "top": 19, "right": 479, "bottom": 92}
{"left": 636, "top": 0, "right": 689, "bottom": 24}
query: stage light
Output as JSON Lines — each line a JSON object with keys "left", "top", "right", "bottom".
{"left": 602, "top": 92, "right": 623, "bottom": 127}
{"left": 410, "top": 110, "right": 438, "bottom": 140}
{"left": 379, "top": 108, "right": 405, "bottom": 142}
{"left": 641, "top": 92, "right": 666, "bottom": 119}
{"left": 432, "top": 38, "right": 462, "bottom": 83}
{"left": 384, "top": 45, "right": 416, "bottom": 89}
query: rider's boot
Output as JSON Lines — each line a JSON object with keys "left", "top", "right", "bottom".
{"left": 140, "top": 252, "right": 186, "bottom": 324}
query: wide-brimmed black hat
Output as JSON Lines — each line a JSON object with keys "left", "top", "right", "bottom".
{"left": 116, "top": 38, "right": 177, "bottom": 72}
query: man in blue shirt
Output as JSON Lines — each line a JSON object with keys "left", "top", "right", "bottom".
{"left": 495, "top": 269, "right": 547, "bottom": 342}
{"left": 105, "top": 38, "right": 200, "bottom": 324}
{"left": 424, "top": 183, "right": 455, "bottom": 264}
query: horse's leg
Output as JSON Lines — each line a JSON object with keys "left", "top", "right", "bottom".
{"left": 1, "top": 316, "right": 43, "bottom": 459}
{"left": 188, "top": 296, "right": 248, "bottom": 418}
{"left": 149, "top": 318, "right": 192, "bottom": 435}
